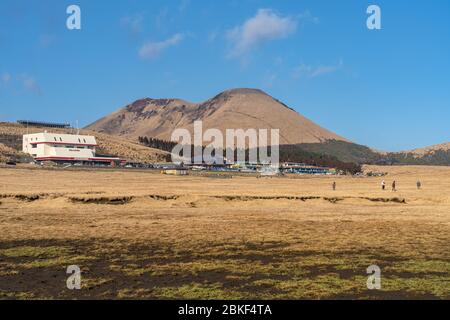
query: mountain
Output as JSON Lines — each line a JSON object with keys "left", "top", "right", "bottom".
{"left": 86, "top": 88, "right": 450, "bottom": 167}
{"left": 86, "top": 88, "right": 349, "bottom": 145}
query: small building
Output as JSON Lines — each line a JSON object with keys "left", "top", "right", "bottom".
{"left": 280, "top": 162, "right": 332, "bottom": 175}
{"left": 18, "top": 120, "right": 71, "bottom": 129}
{"left": 22, "top": 132, "right": 120, "bottom": 165}
{"left": 161, "top": 169, "right": 188, "bottom": 176}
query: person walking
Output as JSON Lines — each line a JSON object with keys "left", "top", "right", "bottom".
{"left": 381, "top": 180, "right": 386, "bottom": 190}
{"left": 392, "top": 180, "right": 396, "bottom": 192}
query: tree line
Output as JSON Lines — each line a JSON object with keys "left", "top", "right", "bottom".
{"left": 138, "top": 136, "right": 362, "bottom": 174}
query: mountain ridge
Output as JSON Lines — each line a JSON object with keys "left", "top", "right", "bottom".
{"left": 86, "top": 88, "right": 349, "bottom": 145}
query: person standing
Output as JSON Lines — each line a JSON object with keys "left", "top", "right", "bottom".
{"left": 392, "top": 180, "right": 396, "bottom": 192}
{"left": 332, "top": 181, "right": 336, "bottom": 191}
{"left": 381, "top": 180, "right": 386, "bottom": 190}
{"left": 417, "top": 181, "right": 422, "bottom": 190}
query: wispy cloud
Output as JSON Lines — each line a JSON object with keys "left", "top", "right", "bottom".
{"left": 1, "top": 72, "right": 11, "bottom": 86}
{"left": 139, "top": 33, "right": 184, "bottom": 60}
{"left": 155, "top": 7, "right": 170, "bottom": 30}
{"left": 208, "top": 29, "right": 219, "bottom": 43}
{"left": 262, "top": 72, "right": 277, "bottom": 89}
{"left": 121, "top": 13, "right": 145, "bottom": 35}
{"left": 293, "top": 59, "right": 344, "bottom": 79}
{"left": 19, "top": 74, "right": 42, "bottom": 95}
{"left": 226, "top": 9, "right": 297, "bottom": 58}
{"left": 38, "top": 34, "right": 55, "bottom": 48}
{"left": 178, "top": 0, "right": 191, "bottom": 14}
{"left": 297, "top": 10, "right": 320, "bottom": 25}
{"left": 1, "top": 72, "right": 42, "bottom": 95}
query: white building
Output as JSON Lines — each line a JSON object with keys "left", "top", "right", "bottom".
{"left": 23, "top": 132, "right": 120, "bottom": 165}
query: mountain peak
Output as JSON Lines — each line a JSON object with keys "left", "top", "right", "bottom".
{"left": 223, "top": 88, "right": 267, "bottom": 95}
{"left": 207, "top": 88, "right": 269, "bottom": 104}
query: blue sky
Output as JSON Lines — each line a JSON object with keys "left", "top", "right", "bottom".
{"left": 1, "top": 0, "right": 449, "bottom": 151}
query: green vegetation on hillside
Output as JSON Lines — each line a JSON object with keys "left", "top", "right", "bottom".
{"left": 298, "top": 140, "right": 381, "bottom": 164}
{"left": 298, "top": 140, "right": 450, "bottom": 166}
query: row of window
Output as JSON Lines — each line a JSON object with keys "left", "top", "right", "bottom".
{"left": 53, "top": 145, "right": 94, "bottom": 149}
{"left": 29, "top": 136, "right": 89, "bottom": 144}
{"left": 52, "top": 137, "right": 88, "bottom": 143}
{"left": 30, "top": 144, "right": 94, "bottom": 150}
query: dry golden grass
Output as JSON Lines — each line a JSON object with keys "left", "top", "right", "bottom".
{"left": 0, "top": 143, "right": 20, "bottom": 163}
{"left": 0, "top": 165, "right": 449, "bottom": 299}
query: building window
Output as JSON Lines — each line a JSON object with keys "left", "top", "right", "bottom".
{"left": 59, "top": 137, "right": 62, "bottom": 141}
{"left": 83, "top": 139, "right": 86, "bottom": 143}
{"left": 54, "top": 137, "right": 57, "bottom": 141}
{"left": 31, "top": 144, "right": 37, "bottom": 148}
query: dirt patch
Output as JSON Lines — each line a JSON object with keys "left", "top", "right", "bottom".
{"left": 362, "top": 197, "right": 406, "bottom": 204}
{"left": 0, "top": 194, "right": 45, "bottom": 202}
{"left": 148, "top": 195, "right": 180, "bottom": 201}
{"left": 323, "top": 197, "right": 344, "bottom": 204}
{"left": 213, "top": 195, "right": 403, "bottom": 204}
{"left": 0, "top": 191, "right": 407, "bottom": 206}
{"left": 69, "top": 196, "right": 133, "bottom": 205}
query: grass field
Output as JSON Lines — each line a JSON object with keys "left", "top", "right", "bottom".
{"left": 0, "top": 165, "right": 449, "bottom": 299}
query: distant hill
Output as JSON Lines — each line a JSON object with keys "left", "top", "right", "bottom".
{"left": 295, "top": 140, "right": 450, "bottom": 166}
{"left": 387, "top": 143, "right": 450, "bottom": 166}
{"left": 86, "top": 88, "right": 349, "bottom": 145}
{"left": 405, "top": 142, "right": 450, "bottom": 156}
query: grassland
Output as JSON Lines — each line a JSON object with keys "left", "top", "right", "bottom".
{"left": 0, "top": 165, "right": 449, "bottom": 299}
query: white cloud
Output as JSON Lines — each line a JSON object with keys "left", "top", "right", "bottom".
{"left": 19, "top": 74, "right": 42, "bottom": 95}
{"left": 38, "top": 34, "right": 55, "bottom": 48}
{"left": 121, "top": 13, "right": 144, "bottom": 35}
{"left": 1, "top": 72, "right": 11, "bottom": 86}
{"left": 139, "top": 33, "right": 184, "bottom": 60}
{"left": 293, "top": 60, "right": 343, "bottom": 79}
{"left": 297, "top": 10, "right": 320, "bottom": 25}
{"left": 227, "top": 9, "right": 297, "bottom": 57}
{"left": 208, "top": 30, "right": 219, "bottom": 43}
{"left": 178, "top": 0, "right": 191, "bottom": 14}
{"left": 155, "top": 7, "right": 170, "bottom": 30}
{"left": 0, "top": 72, "right": 42, "bottom": 95}
{"left": 262, "top": 72, "right": 277, "bottom": 89}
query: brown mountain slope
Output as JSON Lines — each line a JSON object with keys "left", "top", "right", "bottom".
{"left": 86, "top": 88, "right": 349, "bottom": 145}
